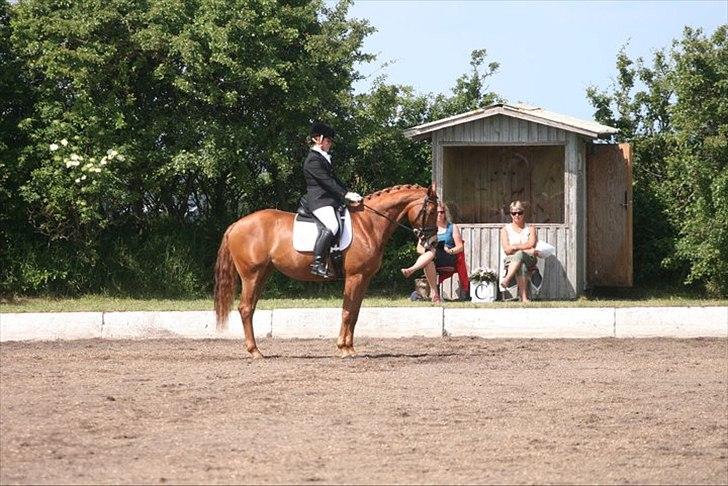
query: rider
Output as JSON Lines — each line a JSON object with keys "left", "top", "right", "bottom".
{"left": 303, "top": 122, "right": 362, "bottom": 277}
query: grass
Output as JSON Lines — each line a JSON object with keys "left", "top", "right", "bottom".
{"left": 1, "top": 286, "right": 725, "bottom": 313}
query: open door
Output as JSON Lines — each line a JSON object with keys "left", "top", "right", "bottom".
{"left": 587, "top": 143, "right": 633, "bottom": 287}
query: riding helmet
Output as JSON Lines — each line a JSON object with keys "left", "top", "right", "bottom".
{"left": 310, "top": 122, "right": 335, "bottom": 139}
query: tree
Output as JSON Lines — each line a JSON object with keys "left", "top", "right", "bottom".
{"left": 587, "top": 25, "right": 727, "bottom": 295}
{"left": 428, "top": 49, "right": 503, "bottom": 120}
{"left": 662, "top": 26, "right": 728, "bottom": 295}
{"left": 3, "top": 0, "right": 374, "bottom": 294}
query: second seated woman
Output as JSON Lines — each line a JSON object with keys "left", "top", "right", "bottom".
{"left": 500, "top": 200, "right": 538, "bottom": 302}
{"left": 401, "top": 202, "right": 469, "bottom": 302}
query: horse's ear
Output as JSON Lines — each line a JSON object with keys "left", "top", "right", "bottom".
{"left": 428, "top": 182, "right": 437, "bottom": 197}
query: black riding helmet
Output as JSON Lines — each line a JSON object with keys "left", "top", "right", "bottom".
{"left": 310, "top": 122, "right": 335, "bottom": 139}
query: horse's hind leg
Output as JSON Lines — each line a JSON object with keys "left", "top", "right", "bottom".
{"left": 239, "top": 265, "right": 272, "bottom": 359}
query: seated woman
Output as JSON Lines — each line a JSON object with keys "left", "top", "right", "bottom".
{"left": 500, "top": 200, "right": 538, "bottom": 302}
{"left": 401, "top": 202, "right": 468, "bottom": 302}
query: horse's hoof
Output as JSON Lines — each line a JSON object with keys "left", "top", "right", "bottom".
{"left": 249, "top": 349, "right": 265, "bottom": 360}
{"left": 339, "top": 347, "right": 357, "bottom": 358}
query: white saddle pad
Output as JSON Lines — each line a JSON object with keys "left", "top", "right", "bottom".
{"left": 292, "top": 208, "right": 353, "bottom": 252}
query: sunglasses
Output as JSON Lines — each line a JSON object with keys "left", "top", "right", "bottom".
{"left": 511, "top": 211, "right": 524, "bottom": 216}
{"left": 437, "top": 210, "right": 446, "bottom": 213}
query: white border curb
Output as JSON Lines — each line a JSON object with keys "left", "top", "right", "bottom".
{"left": 0, "top": 312, "right": 103, "bottom": 341}
{"left": 444, "top": 308, "right": 615, "bottom": 338}
{"left": 101, "top": 310, "right": 272, "bottom": 340}
{"left": 1, "top": 306, "right": 726, "bottom": 342}
{"left": 615, "top": 306, "right": 728, "bottom": 338}
{"left": 271, "top": 307, "right": 443, "bottom": 338}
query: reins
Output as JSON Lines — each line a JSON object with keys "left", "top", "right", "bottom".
{"left": 361, "top": 194, "right": 438, "bottom": 240}
{"left": 362, "top": 202, "right": 416, "bottom": 233}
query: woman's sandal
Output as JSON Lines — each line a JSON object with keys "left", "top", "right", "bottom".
{"left": 401, "top": 268, "right": 414, "bottom": 279}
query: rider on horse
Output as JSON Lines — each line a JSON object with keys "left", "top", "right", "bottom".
{"left": 303, "top": 122, "right": 362, "bottom": 277}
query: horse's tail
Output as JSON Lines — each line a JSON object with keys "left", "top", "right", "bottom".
{"left": 214, "top": 226, "right": 238, "bottom": 331}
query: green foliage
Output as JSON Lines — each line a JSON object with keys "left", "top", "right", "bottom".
{"left": 2, "top": 0, "right": 374, "bottom": 295}
{"left": 661, "top": 26, "right": 728, "bottom": 295}
{"left": 429, "top": 49, "right": 503, "bottom": 120}
{"left": 587, "top": 25, "right": 728, "bottom": 296}
{"left": 1, "top": 0, "right": 504, "bottom": 297}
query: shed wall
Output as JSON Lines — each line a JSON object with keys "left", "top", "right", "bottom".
{"left": 431, "top": 114, "right": 583, "bottom": 300}
{"left": 439, "top": 225, "right": 574, "bottom": 300}
{"left": 433, "top": 114, "right": 568, "bottom": 199}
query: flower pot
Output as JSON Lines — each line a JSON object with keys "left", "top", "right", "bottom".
{"left": 470, "top": 281, "right": 496, "bottom": 302}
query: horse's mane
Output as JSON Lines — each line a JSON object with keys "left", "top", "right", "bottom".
{"left": 364, "top": 184, "right": 426, "bottom": 201}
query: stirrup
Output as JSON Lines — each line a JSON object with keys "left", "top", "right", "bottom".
{"left": 310, "top": 262, "right": 330, "bottom": 278}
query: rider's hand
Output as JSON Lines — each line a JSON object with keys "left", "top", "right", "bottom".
{"left": 345, "top": 192, "right": 363, "bottom": 204}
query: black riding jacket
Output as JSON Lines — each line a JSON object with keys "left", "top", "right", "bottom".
{"left": 303, "top": 149, "right": 348, "bottom": 211}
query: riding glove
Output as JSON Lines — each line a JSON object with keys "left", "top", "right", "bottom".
{"left": 345, "top": 192, "right": 363, "bottom": 203}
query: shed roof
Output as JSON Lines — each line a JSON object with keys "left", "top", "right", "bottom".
{"left": 404, "top": 103, "right": 619, "bottom": 140}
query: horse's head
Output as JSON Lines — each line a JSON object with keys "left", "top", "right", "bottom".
{"left": 407, "top": 185, "right": 439, "bottom": 250}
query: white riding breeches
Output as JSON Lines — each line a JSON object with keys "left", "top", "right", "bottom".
{"left": 312, "top": 206, "right": 339, "bottom": 235}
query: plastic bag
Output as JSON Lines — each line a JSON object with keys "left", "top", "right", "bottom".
{"left": 535, "top": 241, "right": 555, "bottom": 258}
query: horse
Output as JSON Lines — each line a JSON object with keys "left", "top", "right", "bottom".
{"left": 213, "top": 184, "right": 439, "bottom": 359}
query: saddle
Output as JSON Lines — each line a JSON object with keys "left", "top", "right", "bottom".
{"left": 293, "top": 196, "right": 352, "bottom": 278}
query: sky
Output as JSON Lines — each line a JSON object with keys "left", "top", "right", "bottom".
{"left": 343, "top": 0, "right": 727, "bottom": 121}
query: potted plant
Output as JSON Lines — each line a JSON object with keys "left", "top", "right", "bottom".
{"left": 469, "top": 267, "right": 498, "bottom": 302}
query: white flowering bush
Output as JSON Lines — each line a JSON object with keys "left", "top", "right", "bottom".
{"left": 469, "top": 267, "right": 498, "bottom": 284}
{"left": 21, "top": 137, "right": 126, "bottom": 242}
{"left": 51, "top": 140, "right": 124, "bottom": 184}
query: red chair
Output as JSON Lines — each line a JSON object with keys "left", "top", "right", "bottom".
{"left": 436, "top": 251, "right": 470, "bottom": 300}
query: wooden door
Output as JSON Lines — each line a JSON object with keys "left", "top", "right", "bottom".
{"left": 586, "top": 143, "right": 633, "bottom": 287}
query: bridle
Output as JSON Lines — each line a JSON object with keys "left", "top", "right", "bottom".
{"left": 412, "top": 195, "right": 438, "bottom": 243}
{"left": 362, "top": 193, "right": 438, "bottom": 247}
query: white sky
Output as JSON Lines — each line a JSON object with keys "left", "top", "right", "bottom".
{"left": 344, "top": 0, "right": 727, "bottom": 121}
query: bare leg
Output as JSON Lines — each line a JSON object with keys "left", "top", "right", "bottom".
{"left": 238, "top": 266, "right": 272, "bottom": 359}
{"left": 500, "top": 260, "right": 521, "bottom": 289}
{"left": 338, "top": 273, "right": 370, "bottom": 357}
{"left": 401, "top": 250, "right": 435, "bottom": 279}
{"left": 422, "top": 261, "right": 441, "bottom": 303}
{"left": 516, "top": 275, "right": 530, "bottom": 302}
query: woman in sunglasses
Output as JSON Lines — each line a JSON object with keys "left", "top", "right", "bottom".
{"left": 401, "top": 202, "right": 467, "bottom": 303}
{"left": 500, "top": 200, "right": 538, "bottom": 302}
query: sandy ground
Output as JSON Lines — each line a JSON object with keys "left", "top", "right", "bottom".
{"left": 1, "top": 337, "right": 726, "bottom": 485}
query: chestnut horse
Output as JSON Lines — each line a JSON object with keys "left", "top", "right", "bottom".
{"left": 214, "top": 184, "right": 438, "bottom": 358}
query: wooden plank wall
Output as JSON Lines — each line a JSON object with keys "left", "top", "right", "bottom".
{"left": 437, "top": 115, "right": 568, "bottom": 145}
{"left": 432, "top": 115, "right": 568, "bottom": 200}
{"left": 566, "top": 132, "right": 586, "bottom": 294}
{"left": 430, "top": 114, "right": 584, "bottom": 299}
{"left": 440, "top": 224, "right": 575, "bottom": 300}
{"left": 442, "top": 146, "right": 565, "bottom": 224}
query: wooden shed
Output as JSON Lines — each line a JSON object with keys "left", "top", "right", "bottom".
{"left": 404, "top": 103, "right": 633, "bottom": 300}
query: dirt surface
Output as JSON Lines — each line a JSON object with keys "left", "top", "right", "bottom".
{"left": 1, "top": 337, "right": 726, "bottom": 485}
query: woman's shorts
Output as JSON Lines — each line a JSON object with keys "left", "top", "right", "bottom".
{"left": 505, "top": 250, "right": 537, "bottom": 277}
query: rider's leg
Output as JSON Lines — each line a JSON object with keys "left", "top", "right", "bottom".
{"left": 310, "top": 206, "right": 338, "bottom": 277}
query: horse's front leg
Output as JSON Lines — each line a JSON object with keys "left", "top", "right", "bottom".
{"left": 338, "top": 273, "right": 371, "bottom": 358}
{"left": 239, "top": 266, "right": 272, "bottom": 359}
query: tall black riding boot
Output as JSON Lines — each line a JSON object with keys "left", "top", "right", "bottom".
{"left": 310, "top": 228, "right": 334, "bottom": 278}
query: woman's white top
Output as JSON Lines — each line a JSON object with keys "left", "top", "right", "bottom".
{"left": 505, "top": 223, "right": 531, "bottom": 246}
